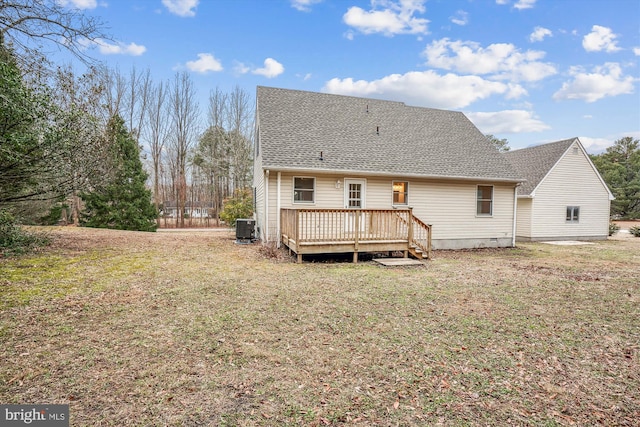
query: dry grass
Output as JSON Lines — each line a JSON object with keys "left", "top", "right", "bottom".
{"left": 1, "top": 227, "right": 638, "bottom": 426}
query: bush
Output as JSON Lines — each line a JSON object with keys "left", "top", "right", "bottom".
{"left": 219, "top": 188, "right": 253, "bottom": 227}
{"left": 609, "top": 223, "right": 620, "bottom": 236}
{"left": 0, "top": 210, "right": 50, "bottom": 256}
{"left": 629, "top": 226, "right": 640, "bottom": 237}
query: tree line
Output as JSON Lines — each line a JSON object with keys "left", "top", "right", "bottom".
{"left": 0, "top": 1, "right": 253, "bottom": 232}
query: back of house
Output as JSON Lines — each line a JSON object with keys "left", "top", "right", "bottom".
{"left": 253, "top": 86, "right": 524, "bottom": 256}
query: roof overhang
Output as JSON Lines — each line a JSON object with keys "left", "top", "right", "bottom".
{"left": 263, "top": 166, "right": 525, "bottom": 184}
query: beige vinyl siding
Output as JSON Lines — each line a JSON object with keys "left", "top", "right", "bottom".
{"left": 407, "top": 181, "right": 514, "bottom": 241}
{"left": 252, "top": 150, "right": 265, "bottom": 240}
{"left": 530, "top": 142, "right": 610, "bottom": 239}
{"left": 515, "top": 198, "right": 533, "bottom": 238}
{"left": 263, "top": 173, "right": 516, "bottom": 245}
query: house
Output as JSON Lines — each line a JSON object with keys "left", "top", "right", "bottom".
{"left": 162, "top": 201, "right": 215, "bottom": 218}
{"left": 504, "top": 138, "right": 614, "bottom": 241}
{"left": 253, "top": 86, "right": 524, "bottom": 262}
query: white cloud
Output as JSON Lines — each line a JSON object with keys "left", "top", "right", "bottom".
{"left": 323, "top": 70, "right": 526, "bottom": 110}
{"left": 423, "top": 38, "right": 557, "bottom": 82}
{"left": 185, "top": 53, "right": 223, "bottom": 73}
{"left": 291, "top": 0, "right": 322, "bottom": 12}
{"left": 553, "top": 63, "right": 635, "bottom": 102}
{"left": 233, "top": 61, "right": 250, "bottom": 75}
{"left": 253, "top": 58, "right": 285, "bottom": 78}
{"left": 162, "top": 0, "right": 199, "bottom": 17}
{"left": 514, "top": 0, "right": 536, "bottom": 10}
{"left": 57, "top": 0, "right": 98, "bottom": 9}
{"left": 578, "top": 136, "right": 615, "bottom": 153}
{"left": 467, "top": 110, "right": 550, "bottom": 134}
{"left": 529, "top": 26, "right": 552, "bottom": 42}
{"left": 633, "top": 47, "right": 640, "bottom": 56}
{"left": 343, "top": 0, "right": 429, "bottom": 36}
{"left": 450, "top": 10, "right": 468, "bottom": 26}
{"left": 582, "top": 25, "right": 621, "bottom": 52}
{"left": 84, "top": 39, "right": 146, "bottom": 56}
{"left": 495, "top": 0, "right": 537, "bottom": 9}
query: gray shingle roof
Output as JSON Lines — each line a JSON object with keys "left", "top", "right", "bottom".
{"left": 257, "top": 86, "right": 523, "bottom": 182}
{"left": 503, "top": 138, "right": 577, "bottom": 195}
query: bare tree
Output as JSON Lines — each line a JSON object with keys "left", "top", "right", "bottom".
{"left": 227, "top": 85, "right": 253, "bottom": 190}
{"left": 97, "top": 66, "right": 127, "bottom": 124}
{"left": 168, "top": 71, "right": 200, "bottom": 228}
{"left": 124, "top": 67, "right": 151, "bottom": 143}
{"left": 0, "top": 0, "right": 107, "bottom": 68}
{"left": 50, "top": 64, "right": 110, "bottom": 224}
{"left": 144, "top": 79, "right": 169, "bottom": 222}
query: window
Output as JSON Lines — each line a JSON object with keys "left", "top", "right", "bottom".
{"left": 566, "top": 206, "right": 580, "bottom": 222}
{"left": 293, "top": 177, "right": 315, "bottom": 203}
{"left": 477, "top": 185, "right": 493, "bottom": 216}
{"left": 392, "top": 181, "right": 408, "bottom": 205}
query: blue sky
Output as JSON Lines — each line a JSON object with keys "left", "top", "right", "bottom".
{"left": 63, "top": 0, "right": 639, "bottom": 153}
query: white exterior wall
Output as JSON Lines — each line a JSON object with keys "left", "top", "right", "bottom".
{"left": 261, "top": 172, "right": 517, "bottom": 249}
{"left": 529, "top": 142, "right": 610, "bottom": 240}
{"left": 515, "top": 198, "right": 533, "bottom": 239}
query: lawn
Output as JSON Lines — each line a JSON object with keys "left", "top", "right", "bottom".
{"left": 1, "top": 227, "right": 638, "bottom": 426}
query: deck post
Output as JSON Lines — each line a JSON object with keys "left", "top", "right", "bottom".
{"left": 407, "top": 208, "right": 414, "bottom": 257}
{"left": 353, "top": 210, "right": 360, "bottom": 263}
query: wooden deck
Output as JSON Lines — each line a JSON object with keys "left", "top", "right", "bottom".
{"left": 280, "top": 208, "right": 432, "bottom": 263}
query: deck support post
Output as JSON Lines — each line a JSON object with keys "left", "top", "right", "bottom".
{"left": 353, "top": 210, "right": 360, "bottom": 263}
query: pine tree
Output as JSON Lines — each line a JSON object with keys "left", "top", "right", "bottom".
{"left": 81, "top": 115, "right": 158, "bottom": 231}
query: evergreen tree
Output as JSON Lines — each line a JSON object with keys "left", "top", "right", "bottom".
{"left": 0, "top": 43, "right": 56, "bottom": 206}
{"left": 485, "top": 134, "right": 510, "bottom": 152}
{"left": 81, "top": 115, "right": 158, "bottom": 231}
{"left": 591, "top": 136, "right": 640, "bottom": 219}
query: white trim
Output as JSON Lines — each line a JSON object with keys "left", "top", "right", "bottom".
{"left": 512, "top": 184, "right": 518, "bottom": 247}
{"left": 260, "top": 167, "right": 524, "bottom": 184}
{"left": 265, "top": 170, "right": 269, "bottom": 242}
{"left": 344, "top": 178, "right": 367, "bottom": 209}
{"left": 276, "top": 172, "right": 281, "bottom": 248}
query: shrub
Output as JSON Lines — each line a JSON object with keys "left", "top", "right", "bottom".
{"left": 609, "top": 223, "right": 620, "bottom": 236}
{"left": 0, "top": 210, "right": 50, "bottom": 256}
{"left": 220, "top": 188, "right": 253, "bottom": 227}
{"left": 629, "top": 225, "right": 640, "bottom": 237}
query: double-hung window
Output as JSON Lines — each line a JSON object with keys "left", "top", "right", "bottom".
{"left": 566, "top": 206, "right": 580, "bottom": 222}
{"left": 476, "top": 185, "right": 493, "bottom": 216}
{"left": 392, "top": 181, "right": 408, "bottom": 205}
{"left": 293, "top": 177, "right": 315, "bottom": 203}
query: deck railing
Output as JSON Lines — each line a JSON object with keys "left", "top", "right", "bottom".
{"left": 280, "top": 208, "right": 432, "bottom": 261}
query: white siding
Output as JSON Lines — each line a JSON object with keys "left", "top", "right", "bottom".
{"left": 262, "top": 172, "right": 517, "bottom": 248}
{"left": 530, "top": 142, "right": 610, "bottom": 239}
{"left": 515, "top": 198, "right": 533, "bottom": 238}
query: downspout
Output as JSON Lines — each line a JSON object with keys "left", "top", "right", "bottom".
{"left": 512, "top": 184, "right": 519, "bottom": 247}
{"left": 276, "top": 172, "right": 282, "bottom": 248}
{"left": 265, "top": 170, "right": 269, "bottom": 242}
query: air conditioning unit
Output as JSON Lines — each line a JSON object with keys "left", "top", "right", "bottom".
{"left": 235, "top": 219, "right": 255, "bottom": 242}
